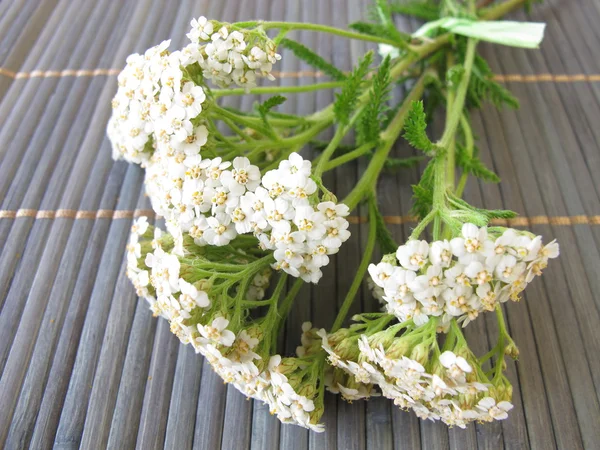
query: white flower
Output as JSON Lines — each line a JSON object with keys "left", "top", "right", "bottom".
{"left": 464, "top": 261, "right": 493, "bottom": 286}
{"left": 278, "top": 152, "right": 311, "bottom": 188}
{"left": 230, "top": 330, "right": 260, "bottom": 362}
{"left": 293, "top": 205, "right": 326, "bottom": 240}
{"left": 175, "top": 125, "right": 209, "bottom": 156}
{"left": 188, "top": 16, "right": 214, "bottom": 42}
{"left": 494, "top": 255, "right": 526, "bottom": 283}
{"left": 317, "top": 201, "right": 349, "bottom": 220}
{"left": 368, "top": 262, "right": 396, "bottom": 288}
{"left": 322, "top": 217, "right": 350, "bottom": 251}
{"left": 396, "top": 240, "right": 429, "bottom": 271}
{"left": 220, "top": 157, "right": 261, "bottom": 195}
{"left": 439, "top": 351, "right": 472, "bottom": 382}
{"left": 450, "top": 223, "right": 492, "bottom": 263}
{"left": 410, "top": 265, "right": 443, "bottom": 299}
{"left": 175, "top": 82, "right": 206, "bottom": 119}
{"left": 179, "top": 279, "right": 210, "bottom": 310}
{"left": 204, "top": 213, "right": 237, "bottom": 246}
{"left": 198, "top": 317, "right": 236, "bottom": 347}
{"left": 429, "top": 240, "right": 453, "bottom": 267}
{"left": 476, "top": 397, "right": 513, "bottom": 420}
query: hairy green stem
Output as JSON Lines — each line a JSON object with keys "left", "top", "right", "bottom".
{"left": 480, "top": 0, "right": 528, "bottom": 20}
{"left": 331, "top": 196, "right": 378, "bottom": 332}
{"left": 343, "top": 72, "right": 430, "bottom": 209}
{"left": 323, "top": 142, "right": 377, "bottom": 172}
{"left": 234, "top": 20, "right": 406, "bottom": 47}
{"left": 212, "top": 81, "right": 346, "bottom": 97}
{"left": 271, "top": 278, "right": 305, "bottom": 350}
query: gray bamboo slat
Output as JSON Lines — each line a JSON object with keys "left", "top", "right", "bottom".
{"left": 477, "top": 46, "right": 600, "bottom": 448}
{"left": 0, "top": 1, "right": 63, "bottom": 100}
{"left": 488, "top": 42, "right": 600, "bottom": 402}
{"left": 0, "top": 0, "right": 128, "bottom": 309}
{"left": 105, "top": 279, "right": 157, "bottom": 449}
{"left": 163, "top": 344, "right": 204, "bottom": 450}
{"left": 0, "top": 1, "right": 599, "bottom": 450}
{"left": 0, "top": 0, "right": 136, "bottom": 394}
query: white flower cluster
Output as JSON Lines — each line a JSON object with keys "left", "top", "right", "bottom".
{"left": 187, "top": 16, "right": 281, "bottom": 89}
{"left": 145, "top": 151, "right": 351, "bottom": 283}
{"left": 125, "top": 217, "right": 323, "bottom": 431}
{"left": 319, "top": 331, "right": 513, "bottom": 427}
{"left": 107, "top": 40, "right": 209, "bottom": 166}
{"left": 368, "top": 223, "right": 559, "bottom": 328}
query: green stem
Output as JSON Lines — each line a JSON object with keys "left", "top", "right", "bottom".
{"left": 331, "top": 196, "right": 378, "bottom": 332}
{"left": 343, "top": 73, "right": 430, "bottom": 210}
{"left": 480, "top": 0, "right": 528, "bottom": 19}
{"left": 271, "top": 278, "right": 304, "bottom": 350}
{"left": 212, "top": 81, "right": 345, "bottom": 97}
{"left": 439, "top": 39, "right": 478, "bottom": 149}
{"left": 445, "top": 54, "right": 456, "bottom": 191}
{"left": 431, "top": 38, "right": 478, "bottom": 240}
{"left": 234, "top": 20, "right": 406, "bottom": 47}
{"left": 323, "top": 142, "right": 376, "bottom": 172}
{"left": 313, "top": 125, "right": 348, "bottom": 178}
{"left": 410, "top": 209, "right": 437, "bottom": 240}
{"left": 221, "top": 116, "right": 254, "bottom": 142}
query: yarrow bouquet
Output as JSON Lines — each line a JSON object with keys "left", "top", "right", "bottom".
{"left": 109, "top": 0, "right": 558, "bottom": 431}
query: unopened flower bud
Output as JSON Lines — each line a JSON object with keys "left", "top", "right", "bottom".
{"left": 386, "top": 337, "right": 412, "bottom": 358}
{"left": 409, "top": 342, "right": 431, "bottom": 366}
{"left": 195, "top": 279, "right": 213, "bottom": 292}
{"left": 381, "top": 253, "right": 397, "bottom": 265}
{"left": 297, "top": 382, "right": 316, "bottom": 398}
{"left": 278, "top": 357, "right": 299, "bottom": 375}
{"left": 367, "top": 331, "right": 394, "bottom": 350}
{"left": 504, "top": 342, "right": 519, "bottom": 359}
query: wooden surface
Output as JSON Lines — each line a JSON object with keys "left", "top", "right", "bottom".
{"left": 1, "top": 0, "right": 599, "bottom": 449}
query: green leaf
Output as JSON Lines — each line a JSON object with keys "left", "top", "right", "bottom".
{"left": 403, "top": 100, "right": 436, "bottom": 154}
{"left": 390, "top": 1, "right": 440, "bottom": 21}
{"left": 447, "top": 193, "right": 517, "bottom": 222}
{"left": 257, "top": 95, "right": 287, "bottom": 118}
{"left": 349, "top": 21, "right": 396, "bottom": 41}
{"left": 334, "top": 51, "right": 374, "bottom": 125}
{"left": 357, "top": 56, "right": 392, "bottom": 145}
{"left": 456, "top": 143, "right": 500, "bottom": 183}
{"left": 410, "top": 159, "right": 435, "bottom": 219}
{"left": 373, "top": 204, "right": 399, "bottom": 254}
{"left": 383, "top": 155, "right": 426, "bottom": 171}
{"left": 413, "top": 18, "right": 546, "bottom": 49}
{"left": 368, "top": 0, "right": 412, "bottom": 45}
{"left": 279, "top": 38, "right": 346, "bottom": 81}
{"left": 255, "top": 95, "right": 287, "bottom": 139}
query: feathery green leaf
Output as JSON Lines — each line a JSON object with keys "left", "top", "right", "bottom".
{"left": 334, "top": 51, "right": 374, "bottom": 125}
{"left": 279, "top": 38, "right": 346, "bottom": 81}
{"left": 257, "top": 95, "right": 287, "bottom": 125}
{"left": 403, "top": 100, "right": 436, "bottom": 154}
{"left": 456, "top": 143, "right": 500, "bottom": 183}
{"left": 390, "top": 1, "right": 440, "bottom": 21}
{"left": 374, "top": 208, "right": 400, "bottom": 255}
{"left": 383, "top": 155, "right": 427, "bottom": 171}
{"left": 357, "top": 56, "right": 393, "bottom": 145}
{"left": 411, "top": 159, "right": 435, "bottom": 219}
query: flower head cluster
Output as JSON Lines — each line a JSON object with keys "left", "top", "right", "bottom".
{"left": 125, "top": 217, "right": 324, "bottom": 431}
{"left": 145, "top": 151, "right": 351, "bottom": 283}
{"left": 318, "top": 323, "right": 514, "bottom": 427}
{"left": 369, "top": 224, "right": 559, "bottom": 328}
{"left": 187, "top": 17, "right": 281, "bottom": 89}
{"left": 108, "top": 40, "right": 209, "bottom": 166}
